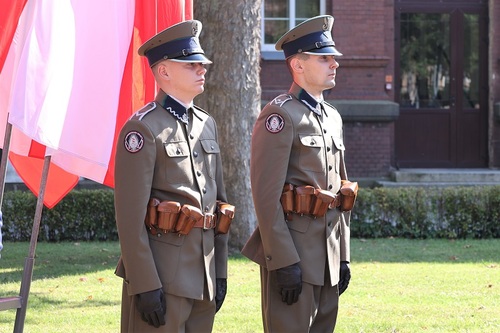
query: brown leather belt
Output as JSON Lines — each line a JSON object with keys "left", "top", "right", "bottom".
{"left": 145, "top": 199, "right": 234, "bottom": 235}
{"left": 281, "top": 180, "right": 358, "bottom": 219}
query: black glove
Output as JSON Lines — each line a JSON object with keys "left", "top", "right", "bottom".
{"left": 338, "top": 261, "right": 351, "bottom": 296}
{"left": 135, "top": 288, "right": 166, "bottom": 328}
{"left": 275, "top": 263, "right": 302, "bottom": 305}
{"left": 215, "top": 278, "right": 227, "bottom": 313}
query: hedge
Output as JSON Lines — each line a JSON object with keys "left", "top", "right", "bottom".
{"left": 351, "top": 186, "right": 500, "bottom": 239}
{"left": 1, "top": 189, "right": 117, "bottom": 242}
{"left": 1, "top": 186, "right": 499, "bottom": 242}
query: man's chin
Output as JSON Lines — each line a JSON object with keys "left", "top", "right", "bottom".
{"left": 325, "top": 81, "right": 336, "bottom": 89}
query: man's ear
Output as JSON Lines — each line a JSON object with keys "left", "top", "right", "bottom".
{"left": 156, "top": 62, "right": 169, "bottom": 79}
{"left": 290, "top": 57, "right": 303, "bottom": 73}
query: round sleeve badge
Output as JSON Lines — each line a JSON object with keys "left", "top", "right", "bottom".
{"left": 265, "top": 113, "right": 285, "bottom": 133}
{"left": 124, "top": 131, "right": 144, "bottom": 153}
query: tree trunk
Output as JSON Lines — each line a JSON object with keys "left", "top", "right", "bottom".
{"left": 194, "top": 0, "right": 261, "bottom": 250}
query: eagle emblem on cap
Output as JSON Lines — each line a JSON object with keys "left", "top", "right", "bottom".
{"left": 192, "top": 21, "right": 199, "bottom": 36}
{"left": 322, "top": 17, "right": 329, "bottom": 31}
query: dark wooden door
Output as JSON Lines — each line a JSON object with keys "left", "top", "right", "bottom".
{"left": 395, "top": 1, "right": 488, "bottom": 168}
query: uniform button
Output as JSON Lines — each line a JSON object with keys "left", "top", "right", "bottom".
{"left": 211, "top": 145, "right": 215, "bottom": 151}
{"left": 196, "top": 171, "right": 202, "bottom": 177}
{"left": 157, "top": 233, "right": 162, "bottom": 238}
{"left": 189, "top": 134, "right": 194, "bottom": 140}
{"left": 311, "top": 140, "right": 316, "bottom": 145}
{"left": 266, "top": 256, "right": 272, "bottom": 261}
{"left": 328, "top": 184, "right": 333, "bottom": 189}
{"left": 323, "top": 129, "right": 327, "bottom": 134}
{"left": 329, "top": 165, "right": 333, "bottom": 171}
{"left": 205, "top": 206, "right": 210, "bottom": 212}
{"left": 202, "top": 188, "right": 207, "bottom": 194}
{"left": 328, "top": 222, "right": 332, "bottom": 227}
{"left": 176, "top": 148, "right": 181, "bottom": 155}
{"left": 193, "top": 151, "right": 199, "bottom": 157}
{"left": 327, "top": 147, "right": 331, "bottom": 152}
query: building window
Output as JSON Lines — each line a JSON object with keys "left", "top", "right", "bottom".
{"left": 261, "top": 0, "right": 325, "bottom": 52}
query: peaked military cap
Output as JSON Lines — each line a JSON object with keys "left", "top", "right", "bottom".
{"left": 138, "top": 20, "right": 212, "bottom": 67}
{"left": 275, "top": 15, "right": 342, "bottom": 59}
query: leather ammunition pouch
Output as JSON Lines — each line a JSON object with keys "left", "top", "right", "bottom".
{"left": 339, "top": 180, "right": 359, "bottom": 212}
{"left": 281, "top": 181, "right": 358, "bottom": 218}
{"left": 215, "top": 201, "right": 235, "bottom": 235}
{"left": 145, "top": 198, "right": 234, "bottom": 235}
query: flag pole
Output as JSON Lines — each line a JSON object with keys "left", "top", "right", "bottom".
{"left": 0, "top": 119, "right": 23, "bottom": 314}
{"left": 13, "top": 154, "right": 51, "bottom": 333}
{"left": 0, "top": 115, "right": 51, "bottom": 331}
{"left": 0, "top": 118, "right": 13, "bottom": 207}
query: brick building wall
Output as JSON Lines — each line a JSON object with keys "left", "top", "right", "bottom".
{"left": 329, "top": 0, "right": 393, "bottom": 101}
{"left": 330, "top": 0, "right": 396, "bottom": 179}
{"left": 343, "top": 122, "right": 395, "bottom": 178}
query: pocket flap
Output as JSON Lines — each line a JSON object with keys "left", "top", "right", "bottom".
{"left": 165, "top": 141, "right": 190, "bottom": 157}
{"left": 299, "top": 134, "right": 323, "bottom": 147}
{"left": 332, "top": 137, "right": 345, "bottom": 151}
{"left": 200, "top": 139, "right": 220, "bottom": 154}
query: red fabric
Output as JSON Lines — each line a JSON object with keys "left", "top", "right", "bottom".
{"left": 9, "top": 152, "right": 79, "bottom": 209}
{"left": 2, "top": 0, "right": 193, "bottom": 207}
{"left": 0, "top": 0, "right": 79, "bottom": 208}
{"left": 103, "top": 0, "right": 193, "bottom": 188}
{"left": 0, "top": 0, "right": 27, "bottom": 72}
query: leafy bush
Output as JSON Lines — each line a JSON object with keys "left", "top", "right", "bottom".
{"left": 1, "top": 186, "right": 499, "bottom": 242}
{"left": 351, "top": 186, "right": 500, "bottom": 239}
{"left": 2, "top": 189, "right": 117, "bottom": 242}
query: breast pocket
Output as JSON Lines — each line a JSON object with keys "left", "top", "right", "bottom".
{"left": 164, "top": 141, "right": 193, "bottom": 184}
{"left": 299, "top": 134, "right": 325, "bottom": 173}
{"left": 332, "top": 137, "right": 345, "bottom": 174}
{"left": 200, "top": 139, "right": 220, "bottom": 179}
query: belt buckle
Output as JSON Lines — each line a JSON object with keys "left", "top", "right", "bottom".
{"left": 203, "top": 213, "right": 215, "bottom": 229}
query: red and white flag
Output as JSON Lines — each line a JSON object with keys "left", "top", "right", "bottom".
{"left": 0, "top": 0, "right": 192, "bottom": 208}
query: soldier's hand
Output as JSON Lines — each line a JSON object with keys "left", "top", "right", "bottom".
{"left": 215, "top": 278, "right": 227, "bottom": 313}
{"left": 276, "top": 263, "right": 302, "bottom": 305}
{"left": 338, "top": 261, "right": 351, "bottom": 296}
{"left": 135, "top": 288, "right": 166, "bottom": 328}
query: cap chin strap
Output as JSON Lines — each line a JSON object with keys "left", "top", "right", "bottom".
{"left": 298, "top": 40, "right": 335, "bottom": 53}
{"left": 161, "top": 49, "right": 204, "bottom": 60}
{"left": 145, "top": 36, "right": 205, "bottom": 66}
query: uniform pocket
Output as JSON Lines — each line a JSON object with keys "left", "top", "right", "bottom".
{"left": 200, "top": 139, "right": 220, "bottom": 179}
{"left": 164, "top": 141, "right": 192, "bottom": 184}
{"left": 298, "top": 133, "right": 325, "bottom": 173}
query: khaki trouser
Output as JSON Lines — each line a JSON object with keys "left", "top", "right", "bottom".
{"left": 260, "top": 266, "right": 339, "bottom": 333}
{"left": 120, "top": 283, "right": 216, "bottom": 333}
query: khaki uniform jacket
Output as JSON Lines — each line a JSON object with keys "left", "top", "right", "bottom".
{"left": 242, "top": 83, "right": 351, "bottom": 286}
{"left": 114, "top": 89, "right": 228, "bottom": 301}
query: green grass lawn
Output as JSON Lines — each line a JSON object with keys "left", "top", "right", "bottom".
{"left": 0, "top": 238, "right": 499, "bottom": 332}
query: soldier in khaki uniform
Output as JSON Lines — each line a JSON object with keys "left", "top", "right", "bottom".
{"left": 114, "top": 20, "right": 232, "bottom": 332}
{"left": 242, "top": 15, "right": 354, "bottom": 332}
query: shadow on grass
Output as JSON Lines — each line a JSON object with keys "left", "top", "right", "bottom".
{"left": 2, "top": 239, "right": 498, "bottom": 287}
{"left": 0, "top": 241, "right": 121, "bottom": 285}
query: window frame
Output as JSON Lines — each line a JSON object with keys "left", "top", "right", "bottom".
{"left": 261, "top": 0, "right": 326, "bottom": 56}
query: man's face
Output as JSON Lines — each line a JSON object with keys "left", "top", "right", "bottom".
{"left": 301, "top": 54, "right": 339, "bottom": 92}
{"left": 159, "top": 60, "right": 208, "bottom": 101}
